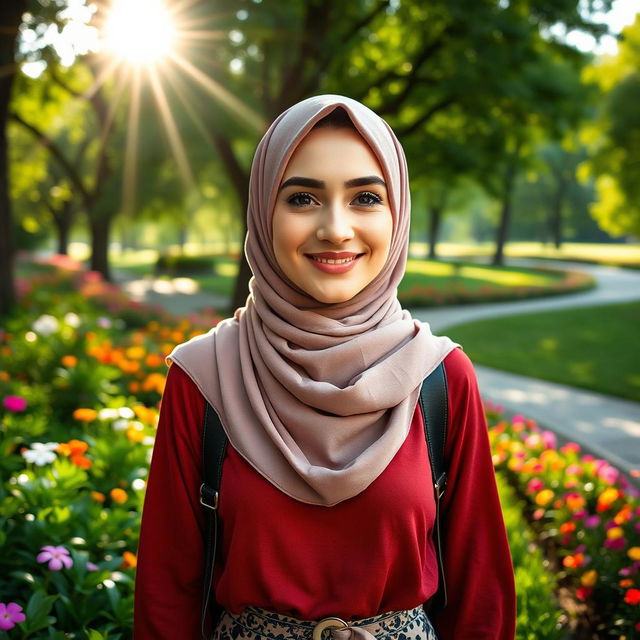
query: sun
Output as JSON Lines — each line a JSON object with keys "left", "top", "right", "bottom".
{"left": 103, "top": 0, "right": 176, "bottom": 65}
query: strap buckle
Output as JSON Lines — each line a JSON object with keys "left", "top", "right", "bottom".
{"left": 199, "top": 483, "right": 219, "bottom": 511}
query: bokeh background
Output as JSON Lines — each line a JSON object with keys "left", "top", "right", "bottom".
{"left": 0, "top": 1, "right": 639, "bottom": 638}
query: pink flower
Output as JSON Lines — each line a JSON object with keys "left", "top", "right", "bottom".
{"left": 37, "top": 545, "right": 73, "bottom": 570}
{"left": 584, "top": 515, "right": 601, "bottom": 529}
{"left": 527, "top": 478, "right": 545, "bottom": 494}
{"left": 566, "top": 464, "right": 583, "bottom": 476}
{"left": 0, "top": 602, "right": 26, "bottom": 631}
{"left": 86, "top": 561, "right": 99, "bottom": 571}
{"left": 604, "top": 537, "right": 627, "bottom": 551}
{"left": 560, "top": 442, "right": 581, "bottom": 454}
{"left": 541, "top": 430, "right": 557, "bottom": 449}
{"left": 3, "top": 395, "right": 27, "bottom": 412}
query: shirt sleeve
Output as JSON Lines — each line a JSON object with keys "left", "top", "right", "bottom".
{"left": 134, "top": 363, "right": 207, "bottom": 639}
{"left": 430, "top": 348, "right": 516, "bottom": 640}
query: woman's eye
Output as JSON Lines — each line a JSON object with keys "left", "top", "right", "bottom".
{"left": 353, "top": 191, "right": 382, "bottom": 207}
{"left": 287, "top": 192, "right": 316, "bottom": 207}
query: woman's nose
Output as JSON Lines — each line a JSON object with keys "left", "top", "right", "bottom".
{"left": 316, "top": 204, "right": 355, "bottom": 244}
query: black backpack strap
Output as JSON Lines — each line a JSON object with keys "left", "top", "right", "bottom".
{"left": 418, "top": 361, "right": 449, "bottom": 611}
{"left": 200, "top": 401, "right": 228, "bottom": 640}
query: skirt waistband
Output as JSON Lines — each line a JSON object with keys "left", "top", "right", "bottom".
{"left": 212, "top": 605, "right": 437, "bottom": 640}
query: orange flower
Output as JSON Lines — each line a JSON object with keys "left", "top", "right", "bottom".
{"left": 61, "top": 355, "right": 78, "bottom": 367}
{"left": 566, "top": 494, "right": 585, "bottom": 511}
{"left": 142, "top": 373, "right": 166, "bottom": 394}
{"left": 128, "top": 381, "right": 141, "bottom": 393}
{"left": 560, "top": 522, "right": 576, "bottom": 534}
{"left": 71, "top": 453, "right": 92, "bottom": 469}
{"left": 57, "top": 439, "right": 89, "bottom": 456}
{"left": 581, "top": 570, "right": 598, "bottom": 587}
{"left": 73, "top": 408, "right": 98, "bottom": 422}
{"left": 126, "top": 425, "right": 145, "bottom": 443}
{"left": 597, "top": 488, "right": 619, "bottom": 511}
{"left": 535, "top": 490, "right": 554, "bottom": 506}
{"left": 145, "top": 353, "right": 163, "bottom": 368}
{"left": 110, "top": 488, "right": 127, "bottom": 504}
{"left": 563, "top": 553, "right": 585, "bottom": 568}
{"left": 614, "top": 505, "right": 632, "bottom": 525}
{"left": 0, "top": 371, "right": 10, "bottom": 381}
{"left": 91, "top": 491, "right": 106, "bottom": 503}
{"left": 619, "top": 579, "right": 633, "bottom": 587}
{"left": 120, "top": 551, "right": 137, "bottom": 569}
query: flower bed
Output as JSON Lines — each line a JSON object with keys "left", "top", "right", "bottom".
{"left": 487, "top": 404, "right": 640, "bottom": 638}
{"left": 0, "top": 263, "right": 635, "bottom": 637}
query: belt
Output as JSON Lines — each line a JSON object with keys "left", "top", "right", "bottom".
{"left": 215, "top": 604, "right": 433, "bottom": 640}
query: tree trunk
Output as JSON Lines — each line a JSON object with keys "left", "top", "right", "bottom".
{"left": 493, "top": 146, "right": 521, "bottom": 266}
{"left": 0, "top": 1, "right": 24, "bottom": 316}
{"left": 89, "top": 214, "right": 112, "bottom": 281}
{"left": 428, "top": 206, "right": 443, "bottom": 260}
{"left": 549, "top": 175, "right": 569, "bottom": 249}
{"left": 57, "top": 216, "right": 71, "bottom": 255}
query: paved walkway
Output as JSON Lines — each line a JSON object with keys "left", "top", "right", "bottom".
{"left": 115, "top": 259, "right": 640, "bottom": 476}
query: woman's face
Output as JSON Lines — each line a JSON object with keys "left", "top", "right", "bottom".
{"left": 272, "top": 126, "right": 393, "bottom": 304}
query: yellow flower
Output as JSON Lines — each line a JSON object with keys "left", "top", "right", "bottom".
{"left": 110, "top": 488, "right": 127, "bottom": 504}
{"left": 580, "top": 570, "right": 598, "bottom": 587}
{"left": 126, "top": 346, "right": 145, "bottom": 360}
{"left": 606, "top": 527, "right": 624, "bottom": 540}
{"left": 627, "top": 547, "right": 640, "bottom": 561}
{"left": 535, "top": 490, "right": 554, "bottom": 506}
{"left": 73, "top": 408, "right": 98, "bottom": 422}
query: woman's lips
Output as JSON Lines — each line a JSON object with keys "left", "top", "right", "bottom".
{"left": 305, "top": 252, "right": 362, "bottom": 274}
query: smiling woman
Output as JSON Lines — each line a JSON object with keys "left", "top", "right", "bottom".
{"left": 103, "top": 0, "right": 176, "bottom": 65}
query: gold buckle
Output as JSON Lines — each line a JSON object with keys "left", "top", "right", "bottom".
{"left": 312, "top": 616, "right": 349, "bottom": 640}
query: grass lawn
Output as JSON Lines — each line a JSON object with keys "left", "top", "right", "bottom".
{"left": 446, "top": 301, "right": 640, "bottom": 402}
{"left": 411, "top": 241, "right": 640, "bottom": 269}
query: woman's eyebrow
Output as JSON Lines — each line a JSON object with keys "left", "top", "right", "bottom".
{"left": 279, "top": 175, "right": 387, "bottom": 191}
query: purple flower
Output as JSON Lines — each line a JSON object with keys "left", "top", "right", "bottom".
{"left": 3, "top": 395, "right": 27, "bottom": 412}
{"left": 86, "top": 561, "right": 99, "bottom": 572}
{"left": 37, "top": 545, "right": 73, "bottom": 570}
{"left": 584, "top": 515, "right": 601, "bottom": 529}
{"left": 0, "top": 602, "right": 26, "bottom": 631}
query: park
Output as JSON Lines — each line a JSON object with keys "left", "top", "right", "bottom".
{"left": 0, "top": 1, "right": 639, "bottom": 639}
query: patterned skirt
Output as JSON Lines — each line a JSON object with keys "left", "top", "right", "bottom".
{"left": 211, "top": 604, "right": 438, "bottom": 640}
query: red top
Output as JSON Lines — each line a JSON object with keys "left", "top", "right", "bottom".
{"left": 134, "top": 348, "right": 516, "bottom": 639}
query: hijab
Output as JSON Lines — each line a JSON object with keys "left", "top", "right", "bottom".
{"left": 167, "top": 95, "right": 458, "bottom": 506}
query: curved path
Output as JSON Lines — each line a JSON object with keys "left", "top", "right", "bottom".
{"left": 410, "top": 259, "right": 640, "bottom": 478}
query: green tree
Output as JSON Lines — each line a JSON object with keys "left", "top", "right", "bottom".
{"left": 583, "top": 16, "right": 640, "bottom": 237}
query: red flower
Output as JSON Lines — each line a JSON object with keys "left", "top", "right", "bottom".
{"left": 624, "top": 588, "right": 640, "bottom": 605}
{"left": 576, "top": 587, "right": 592, "bottom": 600}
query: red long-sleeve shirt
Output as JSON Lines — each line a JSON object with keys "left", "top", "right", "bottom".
{"left": 134, "top": 347, "right": 516, "bottom": 639}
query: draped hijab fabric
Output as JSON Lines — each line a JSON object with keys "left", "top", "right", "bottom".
{"left": 167, "top": 95, "right": 458, "bottom": 506}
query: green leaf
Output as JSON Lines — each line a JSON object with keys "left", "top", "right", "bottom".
{"left": 23, "top": 590, "right": 58, "bottom": 634}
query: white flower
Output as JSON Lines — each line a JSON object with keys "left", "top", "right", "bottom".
{"left": 112, "top": 419, "right": 129, "bottom": 432}
{"left": 118, "top": 407, "right": 135, "bottom": 419}
{"left": 142, "top": 436, "right": 155, "bottom": 447}
{"left": 132, "top": 478, "right": 146, "bottom": 491}
{"left": 97, "top": 317, "right": 112, "bottom": 329}
{"left": 22, "top": 442, "right": 59, "bottom": 466}
{"left": 64, "top": 312, "right": 81, "bottom": 328}
{"left": 32, "top": 315, "right": 60, "bottom": 336}
{"left": 98, "top": 408, "right": 120, "bottom": 421}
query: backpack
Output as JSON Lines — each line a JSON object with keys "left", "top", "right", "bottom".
{"left": 198, "top": 362, "right": 449, "bottom": 640}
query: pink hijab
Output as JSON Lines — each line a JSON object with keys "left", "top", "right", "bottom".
{"left": 167, "top": 95, "right": 458, "bottom": 506}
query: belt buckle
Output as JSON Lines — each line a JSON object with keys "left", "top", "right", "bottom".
{"left": 312, "top": 616, "right": 349, "bottom": 640}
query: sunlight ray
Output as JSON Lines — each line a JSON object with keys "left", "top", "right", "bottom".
{"left": 147, "top": 65, "right": 196, "bottom": 191}
{"left": 174, "top": 29, "right": 229, "bottom": 41}
{"left": 167, "top": 51, "right": 266, "bottom": 133}
{"left": 79, "top": 55, "right": 123, "bottom": 102}
{"left": 157, "top": 63, "right": 217, "bottom": 148}
{"left": 122, "top": 66, "right": 142, "bottom": 217}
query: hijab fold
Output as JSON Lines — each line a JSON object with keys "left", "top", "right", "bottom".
{"left": 167, "top": 95, "right": 458, "bottom": 506}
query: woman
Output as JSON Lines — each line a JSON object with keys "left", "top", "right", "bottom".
{"left": 134, "top": 95, "right": 516, "bottom": 640}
